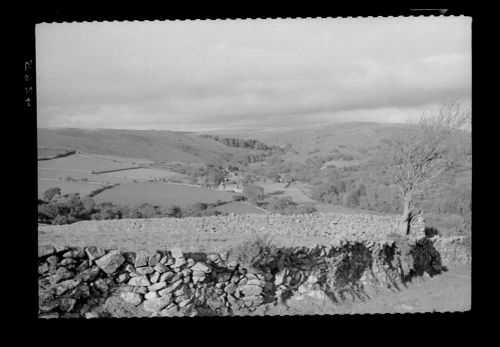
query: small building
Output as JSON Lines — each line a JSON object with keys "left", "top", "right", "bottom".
{"left": 218, "top": 182, "right": 243, "bottom": 193}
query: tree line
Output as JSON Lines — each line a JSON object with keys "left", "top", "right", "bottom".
{"left": 38, "top": 187, "right": 226, "bottom": 225}
{"left": 38, "top": 184, "right": 317, "bottom": 225}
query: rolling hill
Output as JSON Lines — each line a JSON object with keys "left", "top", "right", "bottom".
{"left": 37, "top": 128, "right": 269, "bottom": 164}
{"left": 200, "top": 122, "right": 402, "bottom": 162}
{"left": 38, "top": 122, "right": 405, "bottom": 166}
{"left": 37, "top": 122, "right": 471, "bottom": 225}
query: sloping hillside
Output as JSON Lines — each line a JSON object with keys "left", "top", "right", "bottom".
{"left": 37, "top": 128, "right": 266, "bottom": 164}
{"left": 201, "top": 122, "right": 402, "bottom": 162}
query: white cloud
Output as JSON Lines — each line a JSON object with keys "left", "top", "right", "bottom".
{"left": 36, "top": 17, "right": 471, "bottom": 130}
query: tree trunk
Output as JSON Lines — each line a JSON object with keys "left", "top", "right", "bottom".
{"left": 400, "top": 195, "right": 413, "bottom": 235}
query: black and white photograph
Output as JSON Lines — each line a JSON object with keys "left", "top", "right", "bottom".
{"left": 36, "top": 16, "right": 472, "bottom": 318}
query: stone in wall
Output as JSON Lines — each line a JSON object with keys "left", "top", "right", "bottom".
{"left": 95, "top": 250, "right": 125, "bottom": 274}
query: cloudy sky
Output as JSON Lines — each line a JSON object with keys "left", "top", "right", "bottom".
{"left": 36, "top": 17, "right": 471, "bottom": 131}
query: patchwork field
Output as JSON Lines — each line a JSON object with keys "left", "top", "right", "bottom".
{"left": 92, "top": 182, "right": 236, "bottom": 207}
{"left": 37, "top": 152, "right": 191, "bottom": 199}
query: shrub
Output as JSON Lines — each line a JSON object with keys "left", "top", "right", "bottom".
{"left": 163, "top": 205, "right": 183, "bottom": 218}
{"left": 52, "top": 215, "right": 77, "bottom": 225}
{"left": 42, "top": 187, "right": 61, "bottom": 202}
{"left": 343, "top": 191, "right": 360, "bottom": 208}
{"left": 229, "top": 234, "right": 279, "bottom": 272}
{"left": 267, "top": 197, "right": 316, "bottom": 215}
{"left": 264, "top": 191, "right": 285, "bottom": 198}
{"left": 121, "top": 203, "right": 163, "bottom": 219}
{"left": 181, "top": 203, "right": 223, "bottom": 217}
{"left": 267, "top": 197, "right": 295, "bottom": 214}
{"left": 295, "top": 205, "right": 317, "bottom": 214}
{"left": 243, "top": 184, "right": 265, "bottom": 204}
{"left": 232, "top": 195, "right": 245, "bottom": 202}
{"left": 424, "top": 213, "right": 469, "bottom": 237}
{"left": 91, "top": 203, "right": 122, "bottom": 220}
{"left": 81, "top": 197, "right": 96, "bottom": 214}
{"left": 88, "top": 184, "right": 118, "bottom": 198}
{"left": 184, "top": 202, "right": 208, "bottom": 215}
{"left": 38, "top": 203, "right": 58, "bottom": 223}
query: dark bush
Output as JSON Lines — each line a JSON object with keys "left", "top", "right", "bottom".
{"left": 182, "top": 202, "right": 223, "bottom": 217}
{"left": 91, "top": 203, "right": 122, "bottom": 220}
{"left": 232, "top": 195, "right": 246, "bottom": 202}
{"left": 42, "top": 187, "right": 61, "bottom": 202}
{"left": 267, "top": 197, "right": 316, "bottom": 215}
{"left": 52, "top": 215, "right": 78, "bottom": 225}
{"left": 243, "top": 184, "right": 265, "bottom": 204}
{"left": 88, "top": 184, "right": 118, "bottom": 198}
{"left": 229, "top": 234, "right": 278, "bottom": 272}
{"left": 162, "top": 205, "right": 183, "bottom": 218}
{"left": 267, "top": 197, "right": 295, "bottom": 214}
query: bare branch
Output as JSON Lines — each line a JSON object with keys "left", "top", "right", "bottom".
{"left": 380, "top": 101, "right": 471, "bottom": 233}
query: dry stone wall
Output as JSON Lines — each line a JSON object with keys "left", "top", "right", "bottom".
{"left": 39, "top": 212, "right": 470, "bottom": 265}
{"left": 39, "top": 212, "right": 424, "bottom": 244}
{"left": 430, "top": 236, "right": 471, "bottom": 265}
{"left": 38, "top": 232, "right": 446, "bottom": 319}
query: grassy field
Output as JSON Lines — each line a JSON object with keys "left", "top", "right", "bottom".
{"left": 38, "top": 154, "right": 131, "bottom": 172}
{"left": 102, "top": 168, "right": 186, "bottom": 182}
{"left": 37, "top": 128, "right": 256, "bottom": 164}
{"left": 38, "top": 153, "right": 150, "bottom": 198}
{"left": 93, "top": 182, "right": 236, "bottom": 207}
{"left": 313, "top": 203, "right": 393, "bottom": 215}
{"left": 82, "top": 153, "right": 154, "bottom": 166}
{"left": 38, "top": 168, "right": 134, "bottom": 184}
{"left": 215, "top": 201, "right": 266, "bottom": 215}
{"left": 258, "top": 182, "right": 316, "bottom": 203}
{"left": 38, "top": 147, "right": 71, "bottom": 159}
{"left": 320, "top": 158, "right": 364, "bottom": 169}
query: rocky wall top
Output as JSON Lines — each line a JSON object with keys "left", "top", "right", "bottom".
{"left": 39, "top": 212, "right": 425, "bottom": 242}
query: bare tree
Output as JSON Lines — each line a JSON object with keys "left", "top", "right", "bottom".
{"left": 383, "top": 102, "right": 471, "bottom": 235}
